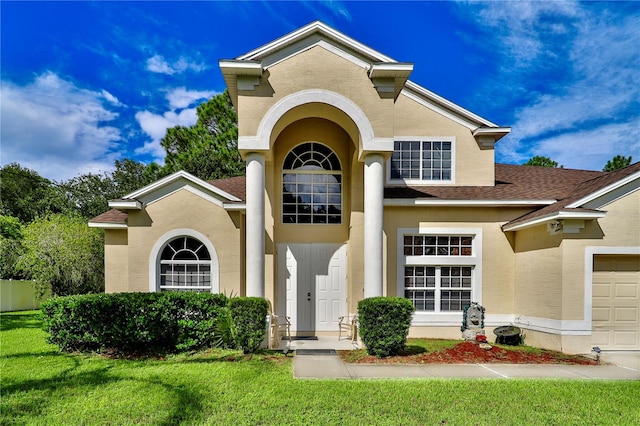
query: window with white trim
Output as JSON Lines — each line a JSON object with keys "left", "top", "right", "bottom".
{"left": 282, "top": 142, "right": 342, "bottom": 224}
{"left": 389, "top": 139, "right": 453, "bottom": 183}
{"left": 401, "top": 234, "right": 477, "bottom": 312}
{"left": 159, "top": 236, "right": 212, "bottom": 292}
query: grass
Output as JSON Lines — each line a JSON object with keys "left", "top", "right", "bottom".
{"left": 2, "top": 311, "right": 639, "bottom": 425}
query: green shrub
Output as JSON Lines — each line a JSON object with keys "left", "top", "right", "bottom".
{"left": 228, "top": 297, "right": 269, "bottom": 354}
{"left": 40, "top": 292, "right": 228, "bottom": 353}
{"left": 358, "top": 297, "right": 415, "bottom": 357}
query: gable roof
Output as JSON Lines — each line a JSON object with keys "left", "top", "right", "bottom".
{"left": 220, "top": 21, "right": 509, "bottom": 137}
{"left": 503, "top": 162, "right": 640, "bottom": 231}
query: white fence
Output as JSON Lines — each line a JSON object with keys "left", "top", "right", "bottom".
{"left": 0, "top": 280, "right": 42, "bottom": 312}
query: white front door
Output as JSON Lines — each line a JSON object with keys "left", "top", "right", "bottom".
{"left": 277, "top": 243, "right": 347, "bottom": 333}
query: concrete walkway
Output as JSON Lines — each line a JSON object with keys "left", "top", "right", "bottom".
{"left": 288, "top": 337, "right": 640, "bottom": 380}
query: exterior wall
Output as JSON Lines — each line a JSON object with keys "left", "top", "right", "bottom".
{"left": 393, "top": 94, "right": 495, "bottom": 186}
{"left": 385, "top": 206, "right": 530, "bottom": 339}
{"left": 512, "top": 190, "right": 640, "bottom": 353}
{"left": 104, "top": 229, "right": 129, "bottom": 293}
{"left": 513, "top": 226, "right": 564, "bottom": 320}
{"left": 238, "top": 45, "right": 394, "bottom": 142}
{"left": 126, "top": 189, "right": 242, "bottom": 294}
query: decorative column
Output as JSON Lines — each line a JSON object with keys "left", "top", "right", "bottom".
{"left": 245, "top": 152, "right": 265, "bottom": 297}
{"left": 364, "top": 153, "right": 384, "bottom": 298}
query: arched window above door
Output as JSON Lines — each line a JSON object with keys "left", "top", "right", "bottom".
{"left": 282, "top": 142, "right": 342, "bottom": 224}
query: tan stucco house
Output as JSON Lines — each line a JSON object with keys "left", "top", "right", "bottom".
{"left": 90, "top": 22, "right": 640, "bottom": 354}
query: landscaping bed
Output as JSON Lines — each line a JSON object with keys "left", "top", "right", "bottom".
{"left": 340, "top": 339, "right": 598, "bottom": 365}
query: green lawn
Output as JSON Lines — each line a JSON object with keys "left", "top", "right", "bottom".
{"left": 2, "top": 311, "right": 638, "bottom": 425}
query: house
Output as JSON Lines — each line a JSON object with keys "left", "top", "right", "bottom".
{"left": 90, "top": 21, "right": 640, "bottom": 354}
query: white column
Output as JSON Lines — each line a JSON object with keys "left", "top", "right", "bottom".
{"left": 364, "top": 153, "right": 384, "bottom": 298}
{"left": 245, "top": 152, "right": 265, "bottom": 297}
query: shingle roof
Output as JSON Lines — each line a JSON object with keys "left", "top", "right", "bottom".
{"left": 208, "top": 175, "right": 246, "bottom": 201}
{"left": 504, "top": 162, "right": 640, "bottom": 227}
{"left": 89, "top": 208, "right": 128, "bottom": 225}
{"left": 384, "top": 164, "right": 603, "bottom": 201}
{"left": 89, "top": 163, "right": 639, "bottom": 230}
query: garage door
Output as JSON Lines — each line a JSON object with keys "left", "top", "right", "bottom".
{"left": 592, "top": 255, "right": 640, "bottom": 350}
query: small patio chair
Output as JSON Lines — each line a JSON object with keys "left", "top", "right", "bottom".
{"left": 338, "top": 313, "right": 358, "bottom": 342}
{"left": 267, "top": 304, "right": 291, "bottom": 349}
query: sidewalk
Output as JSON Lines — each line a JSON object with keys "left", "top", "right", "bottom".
{"left": 292, "top": 350, "right": 640, "bottom": 380}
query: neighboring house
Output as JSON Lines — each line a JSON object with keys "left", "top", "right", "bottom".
{"left": 90, "top": 22, "right": 640, "bottom": 354}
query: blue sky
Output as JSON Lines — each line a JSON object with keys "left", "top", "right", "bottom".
{"left": 2, "top": 1, "right": 639, "bottom": 181}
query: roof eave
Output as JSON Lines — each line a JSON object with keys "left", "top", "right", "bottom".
{"left": 502, "top": 210, "right": 607, "bottom": 232}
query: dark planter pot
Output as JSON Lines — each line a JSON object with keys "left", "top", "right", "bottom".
{"left": 493, "top": 325, "right": 522, "bottom": 345}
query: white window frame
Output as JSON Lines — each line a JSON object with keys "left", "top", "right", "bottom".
{"left": 397, "top": 227, "right": 482, "bottom": 326}
{"left": 149, "top": 229, "right": 219, "bottom": 293}
{"left": 281, "top": 141, "right": 343, "bottom": 225}
{"left": 387, "top": 137, "right": 456, "bottom": 185}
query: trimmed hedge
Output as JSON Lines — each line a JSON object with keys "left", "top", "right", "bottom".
{"left": 358, "top": 296, "right": 415, "bottom": 357}
{"left": 229, "top": 297, "right": 269, "bottom": 354}
{"left": 40, "top": 292, "right": 229, "bottom": 353}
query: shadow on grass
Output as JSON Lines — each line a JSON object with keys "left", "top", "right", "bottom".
{"left": 2, "top": 357, "right": 205, "bottom": 425}
{"left": 0, "top": 312, "right": 44, "bottom": 331}
{"left": 401, "top": 345, "right": 428, "bottom": 356}
{"left": 1, "top": 311, "right": 206, "bottom": 425}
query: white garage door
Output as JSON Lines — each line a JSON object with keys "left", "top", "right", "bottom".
{"left": 592, "top": 255, "right": 640, "bottom": 350}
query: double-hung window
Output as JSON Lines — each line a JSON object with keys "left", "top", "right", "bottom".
{"left": 389, "top": 138, "right": 454, "bottom": 183}
{"left": 398, "top": 229, "right": 482, "bottom": 319}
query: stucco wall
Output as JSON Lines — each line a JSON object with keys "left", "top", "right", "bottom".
{"left": 238, "top": 45, "right": 394, "bottom": 141}
{"left": 104, "top": 229, "right": 129, "bottom": 293}
{"left": 125, "top": 189, "right": 242, "bottom": 294}
{"left": 393, "top": 94, "right": 495, "bottom": 186}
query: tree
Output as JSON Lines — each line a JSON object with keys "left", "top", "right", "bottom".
{"left": 17, "top": 214, "right": 104, "bottom": 297}
{"left": 161, "top": 91, "right": 244, "bottom": 180}
{"left": 59, "top": 159, "right": 167, "bottom": 220}
{"left": 112, "top": 158, "right": 167, "bottom": 195}
{"left": 0, "top": 215, "right": 25, "bottom": 279}
{"left": 0, "top": 163, "right": 72, "bottom": 223}
{"left": 60, "top": 172, "right": 118, "bottom": 220}
{"left": 524, "top": 156, "right": 562, "bottom": 168}
{"left": 603, "top": 155, "right": 632, "bottom": 172}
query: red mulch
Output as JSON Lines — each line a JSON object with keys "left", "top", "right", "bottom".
{"left": 344, "top": 341, "right": 598, "bottom": 365}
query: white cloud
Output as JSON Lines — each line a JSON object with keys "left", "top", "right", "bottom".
{"left": 0, "top": 72, "right": 123, "bottom": 181}
{"left": 166, "top": 87, "right": 216, "bottom": 110}
{"left": 101, "top": 89, "right": 123, "bottom": 106}
{"left": 146, "top": 54, "right": 206, "bottom": 75}
{"left": 467, "top": 2, "right": 640, "bottom": 170}
{"left": 517, "top": 120, "right": 640, "bottom": 171}
{"left": 134, "top": 86, "right": 214, "bottom": 160}
{"left": 135, "top": 108, "right": 198, "bottom": 159}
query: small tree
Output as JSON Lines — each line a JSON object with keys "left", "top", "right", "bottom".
{"left": 524, "top": 156, "right": 561, "bottom": 168}
{"left": 603, "top": 155, "right": 632, "bottom": 172}
{"left": 17, "top": 214, "right": 104, "bottom": 297}
{"left": 0, "top": 215, "right": 25, "bottom": 279}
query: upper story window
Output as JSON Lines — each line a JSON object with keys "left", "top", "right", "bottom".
{"left": 389, "top": 138, "right": 454, "bottom": 183}
{"left": 159, "top": 236, "right": 212, "bottom": 292}
{"left": 282, "top": 142, "right": 342, "bottom": 224}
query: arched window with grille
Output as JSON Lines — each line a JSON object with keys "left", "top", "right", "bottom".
{"left": 282, "top": 142, "right": 342, "bottom": 224}
{"left": 158, "top": 236, "right": 213, "bottom": 292}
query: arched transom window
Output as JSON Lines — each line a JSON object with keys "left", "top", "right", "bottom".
{"left": 282, "top": 142, "right": 342, "bottom": 224}
{"left": 159, "top": 236, "right": 212, "bottom": 292}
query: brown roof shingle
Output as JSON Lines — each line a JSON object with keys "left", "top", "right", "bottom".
{"left": 89, "top": 208, "right": 128, "bottom": 224}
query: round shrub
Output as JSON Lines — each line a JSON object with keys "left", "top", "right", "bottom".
{"left": 358, "top": 296, "right": 415, "bottom": 357}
